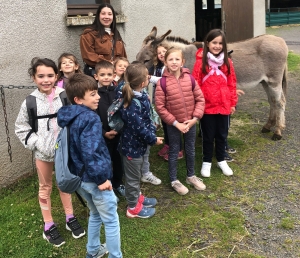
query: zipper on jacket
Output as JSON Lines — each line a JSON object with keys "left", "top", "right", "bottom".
{"left": 177, "top": 78, "right": 189, "bottom": 119}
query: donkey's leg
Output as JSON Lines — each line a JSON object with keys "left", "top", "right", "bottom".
{"left": 272, "top": 89, "right": 286, "bottom": 140}
{"left": 261, "top": 82, "right": 286, "bottom": 140}
{"left": 261, "top": 82, "right": 275, "bottom": 133}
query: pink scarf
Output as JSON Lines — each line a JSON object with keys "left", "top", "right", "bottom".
{"left": 202, "top": 52, "right": 227, "bottom": 83}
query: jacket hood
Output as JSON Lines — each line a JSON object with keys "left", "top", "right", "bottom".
{"left": 57, "top": 104, "right": 91, "bottom": 128}
{"left": 31, "top": 86, "right": 65, "bottom": 100}
{"left": 195, "top": 48, "right": 204, "bottom": 60}
{"left": 162, "top": 67, "right": 191, "bottom": 79}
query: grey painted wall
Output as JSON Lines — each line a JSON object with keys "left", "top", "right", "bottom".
{"left": 254, "top": 0, "right": 266, "bottom": 37}
{"left": 0, "top": 0, "right": 195, "bottom": 187}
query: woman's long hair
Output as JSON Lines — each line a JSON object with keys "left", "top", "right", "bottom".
{"left": 202, "top": 29, "right": 230, "bottom": 75}
{"left": 84, "top": 3, "right": 123, "bottom": 42}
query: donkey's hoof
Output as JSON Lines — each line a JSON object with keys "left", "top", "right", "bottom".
{"left": 261, "top": 127, "right": 271, "bottom": 133}
{"left": 272, "top": 134, "right": 282, "bottom": 141}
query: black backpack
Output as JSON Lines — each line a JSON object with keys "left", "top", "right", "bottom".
{"left": 25, "top": 91, "right": 70, "bottom": 145}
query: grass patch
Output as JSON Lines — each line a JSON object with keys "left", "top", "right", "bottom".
{"left": 288, "top": 51, "right": 300, "bottom": 72}
{"left": 279, "top": 217, "right": 296, "bottom": 230}
{"left": 1, "top": 104, "right": 298, "bottom": 257}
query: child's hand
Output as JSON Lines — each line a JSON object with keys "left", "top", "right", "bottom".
{"left": 105, "top": 130, "right": 118, "bottom": 139}
{"left": 183, "top": 118, "right": 198, "bottom": 130}
{"left": 230, "top": 107, "right": 236, "bottom": 115}
{"left": 236, "top": 89, "right": 245, "bottom": 96}
{"left": 155, "top": 137, "right": 164, "bottom": 145}
{"left": 98, "top": 180, "right": 112, "bottom": 191}
{"left": 176, "top": 122, "right": 190, "bottom": 134}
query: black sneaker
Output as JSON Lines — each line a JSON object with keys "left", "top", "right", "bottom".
{"left": 226, "top": 145, "right": 236, "bottom": 154}
{"left": 224, "top": 154, "right": 234, "bottom": 162}
{"left": 43, "top": 224, "right": 65, "bottom": 247}
{"left": 114, "top": 184, "right": 125, "bottom": 197}
{"left": 66, "top": 217, "right": 86, "bottom": 239}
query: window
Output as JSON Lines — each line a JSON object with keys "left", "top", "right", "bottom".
{"left": 67, "top": 0, "right": 110, "bottom": 16}
{"left": 202, "top": 0, "right": 221, "bottom": 10}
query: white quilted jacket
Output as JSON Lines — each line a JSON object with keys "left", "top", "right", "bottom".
{"left": 15, "top": 87, "right": 65, "bottom": 162}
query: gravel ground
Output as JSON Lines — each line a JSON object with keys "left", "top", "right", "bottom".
{"left": 233, "top": 27, "right": 300, "bottom": 258}
{"left": 236, "top": 73, "right": 300, "bottom": 258}
{"left": 267, "top": 25, "right": 300, "bottom": 55}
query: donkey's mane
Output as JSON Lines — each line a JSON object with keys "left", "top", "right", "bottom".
{"left": 165, "top": 36, "right": 192, "bottom": 45}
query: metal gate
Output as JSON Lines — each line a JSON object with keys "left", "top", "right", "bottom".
{"left": 266, "top": 8, "right": 300, "bottom": 26}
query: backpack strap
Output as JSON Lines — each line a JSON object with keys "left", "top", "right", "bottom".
{"left": 25, "top": 91, "right": 70, "bottom": 145}
{"left": 160, "top": 74, "right": 196, "bottom": 96}
{"left": 189, "top": 74, "right": 196, "bottom": 91}
{"left": 132, "top": 98, "right": 141, "bottom": 109}
{"left": 59, "top": 90, "right": 71, "bottom": 106}
{"left": 25, "top": 95, "right": 38, "bottom": 145}
{"left": 160, "top": 77, "right": 167, "bottom": 95}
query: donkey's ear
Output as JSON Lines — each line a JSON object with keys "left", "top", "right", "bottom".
{"left": 142, "top": 26, "right": 158, "bottom": 45}
{"left": 152, "top": 30, "right": 172, "bottom": 46}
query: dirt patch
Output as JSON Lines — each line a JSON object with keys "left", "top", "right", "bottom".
{"left": 235, "top": 73, "right": 300, "bottom": 258}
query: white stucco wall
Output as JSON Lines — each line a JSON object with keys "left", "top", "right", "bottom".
{"left": 111, "top": 0, "right": 195, "bottom": 62}
{"left": 253, "top": 0, "right": 266, "bottom": 36}
{"left": 0, "top": 0, "right": 195, "bottom": 187}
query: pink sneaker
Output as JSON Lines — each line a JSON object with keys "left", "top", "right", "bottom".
{"left": 164, "top": 150, "right": 184, "bottom": 161}
{"left": 158, "top": 144, "right": 169, "bottom": 157}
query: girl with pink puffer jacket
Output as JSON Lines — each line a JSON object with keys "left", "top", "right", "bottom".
{"left": 155, "top": 47, "right": 206, "bottom": 196}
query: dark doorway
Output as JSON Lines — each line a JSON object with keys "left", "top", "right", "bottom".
{"left": 271, "top": 0, "right": 300, "bottom": 8}
{"left": 195, "top": 0, "right": 222, "bottom": 41}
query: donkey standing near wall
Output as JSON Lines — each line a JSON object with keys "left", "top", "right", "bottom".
{"left": 136, "top": 27, "right": 288, "bottom": 140}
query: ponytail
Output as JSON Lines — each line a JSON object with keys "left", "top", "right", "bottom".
{"left": 122, "top": 82, "right": 134, "bottom": 108}
{"left": 122, "top": 63, "right": 148, "bottom": 108}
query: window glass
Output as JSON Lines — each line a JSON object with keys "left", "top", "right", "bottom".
{"left": 215, "top": 0, "right": 221, "bottom": 9}
{"left": 67, "top": 0, "right": 105, "bottom": 3}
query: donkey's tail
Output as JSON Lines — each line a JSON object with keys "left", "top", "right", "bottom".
{"left": 282, "top": 63, "right": 287, "bottom": 97}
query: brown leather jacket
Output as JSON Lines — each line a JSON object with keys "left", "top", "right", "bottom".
{"left": 80, "top": 29, "right": 127, "bottom": 67}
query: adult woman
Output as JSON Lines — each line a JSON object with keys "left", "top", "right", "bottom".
{"left": 80, "top": 3, "right": 127, "bottom": 77}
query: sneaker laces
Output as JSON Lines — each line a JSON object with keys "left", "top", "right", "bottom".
{"left": 189, "top": 176, "right": 203, "bottom": 184}
{"left": 172, "top": 180, "right": 183, "bottom": 189}
{"left": 48, "top": 226, "right": 61, "bottom": 240}
{"left": 118, "top": 185, "right": 125, "bottom": 191}
{"left": 68, "top": 218, "right": 81, "bottom": 230}
{"left": 145, "top": 174, "right": 157, "bottom": 182}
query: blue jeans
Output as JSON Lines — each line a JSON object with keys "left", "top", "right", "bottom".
{"left": 77, "top": 182, "right": 122, "bottom": 258}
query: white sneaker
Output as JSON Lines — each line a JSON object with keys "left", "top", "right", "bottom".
{"left": 217, "top": 161, "right": 233, "bottom": 176}
{"left": 201, "top": 162, "right": 212, "bottom": 177}
{"left": 141, "top": 172, "right": 162, "bottom": 185}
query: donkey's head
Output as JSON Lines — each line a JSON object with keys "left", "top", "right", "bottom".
{"left": 136, "top": 26, "right": 172, "bottom": 70}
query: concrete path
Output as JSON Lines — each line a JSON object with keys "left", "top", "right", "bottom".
{"left": 267, "top": 25, "right": 300, "bottom": 55}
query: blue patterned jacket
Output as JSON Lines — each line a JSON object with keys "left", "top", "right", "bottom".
{"left": 57, "top": 105, "right": 112, "bottom": 185}
{"left": 118, "top": 90, "right": 157, "bottom": 158}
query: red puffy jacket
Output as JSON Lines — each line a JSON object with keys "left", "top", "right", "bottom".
{"left": 192, "top": 49, "right": 237, "bottom": 115}
{"left": 155, "top": 68, "right": 205, "bottom": 125}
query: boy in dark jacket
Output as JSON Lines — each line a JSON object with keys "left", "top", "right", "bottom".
{"left": 94, "top": 60, "right": 125, "bottom": 197}
{"left": 57, "top": 74, "right": 122, "bottom": 258}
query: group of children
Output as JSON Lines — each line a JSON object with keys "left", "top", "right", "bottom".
{"left": 15, "top": 28, "right": 241, "bottom": 257}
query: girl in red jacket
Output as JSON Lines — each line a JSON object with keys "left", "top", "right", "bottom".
{"left": 192, "top": 29, "right": 238, "bottom": 178}
{"left": 155, "top": 48, "right": 206, "bottom": 195}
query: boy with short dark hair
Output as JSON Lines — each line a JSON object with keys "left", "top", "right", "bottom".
{"left": 94, "top": 60, "right": 125, "bottom": 197}
{"left": 57, "top": 73, "right": 122, "bottom": 258}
